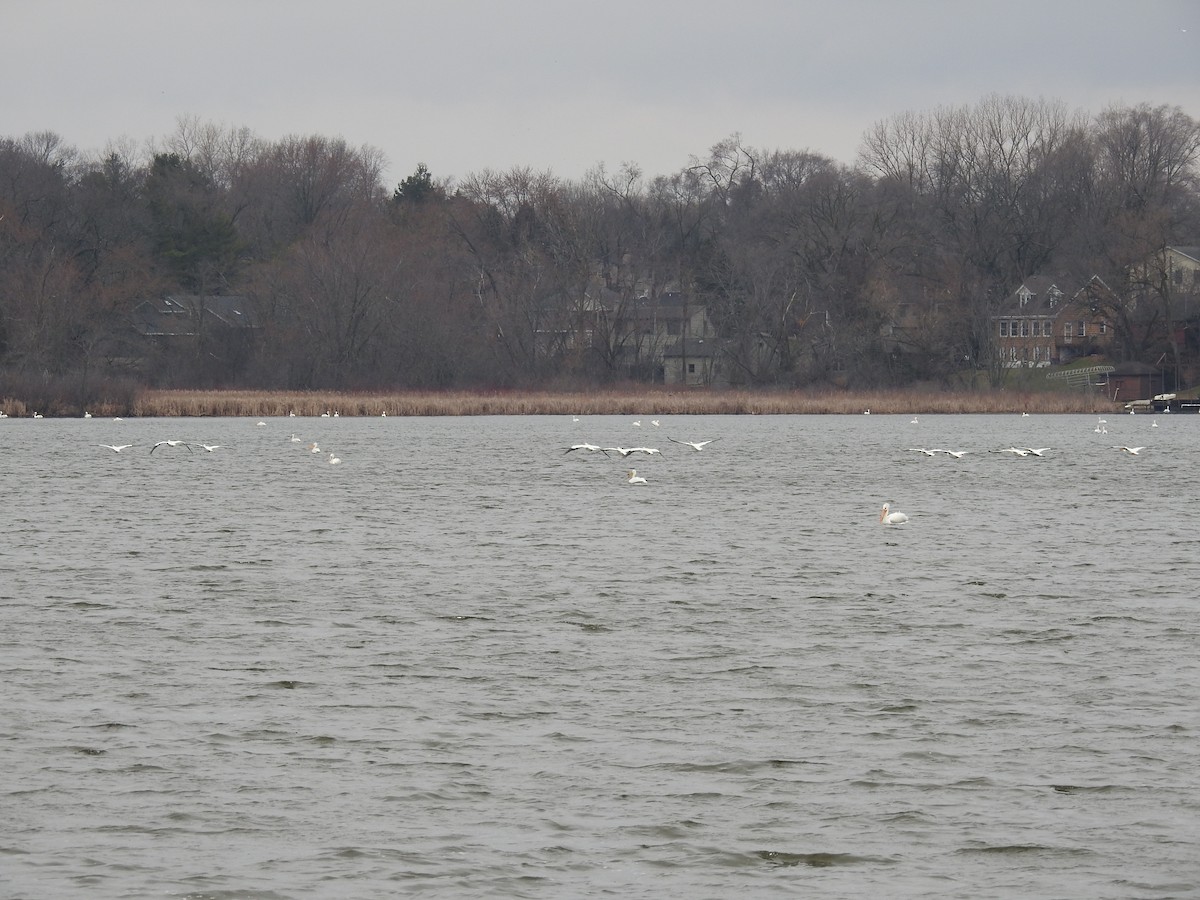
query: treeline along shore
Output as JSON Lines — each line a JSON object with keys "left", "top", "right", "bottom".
{"left": 0, "top": 388, "right": 1121, "bottom": 418}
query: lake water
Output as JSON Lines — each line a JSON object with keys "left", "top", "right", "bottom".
{"left": 2, "top": 411, "right": 1199, "bottom": 899}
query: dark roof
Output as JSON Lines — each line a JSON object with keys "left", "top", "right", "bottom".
{"left": 1170, "top": 246, "right": 1200, "bottom": 263}
{"left": 998, "top": 276, "right": 1072, "bottom": 316}
{"left": 132, "top": 294, "right": 258, "bottom": 337}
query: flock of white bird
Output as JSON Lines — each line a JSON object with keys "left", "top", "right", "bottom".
{"left": 89, "top": 422, "right": 345, "bottom": 465}
{"left": 563, "top": 418, "right": 719, "bottom": 488}
{"left": 882, "top": 413, "right": 1160, "bottom": 525}
{"left": 17, "top": 408, "right": 1167, "bottom": 526}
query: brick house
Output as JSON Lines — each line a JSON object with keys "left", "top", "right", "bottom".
{"left": 993, "top": 275, "right": 1116, "bottom": 368}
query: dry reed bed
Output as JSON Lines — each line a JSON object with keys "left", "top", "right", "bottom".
{"left": 78, "top": 388, "right": 1124, "bottom": 418}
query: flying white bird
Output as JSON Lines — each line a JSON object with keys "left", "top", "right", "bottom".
{"left": 990, "top": 447, "right": 1031, "bottom": 457}
{"left": 1021, "top": 447, "right": 1052, "bottom": 457}
{"left": 668, "top": 438, "right": 717, "bottom": 451}
{"left": 564, "top": 443, "right": 606, "bottom": 454}
{"left": 196, "top": 443, "right": 221, "bottom": 452}
{"left": 99, "top": 444, "right": 133, "bottom": 453}
{"left": 879, "top": 502, "right": 909, "bottom": 525}
{"left": 150, "top": 440, "right": 192, "bottom": 454}
{"left": 908, "top": 448, "right": 938, "bottom": 456}
{"left": 932, "top": 449, "right": 968, "bottom": 458}
{"left": 1112, "top": 446, "right": 1145, "bottom": 455}
{"left": 626, "top": 468, "right": 647, "bottom": 484}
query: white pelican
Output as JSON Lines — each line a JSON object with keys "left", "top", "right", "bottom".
{"left": 290, "top": 433, "right": 302, "bottom": 442}
{"left": 196, "top": 443, "right": 221, "bottom": 452}
{"left": 100, "top": 444, "right": 133, "bottom": 453}
{"left": 150, "top": 440, "right": 192, "bottom": 454}
{"left": 990, "top": 447, "right": 1030, "bottom": 457}
{"left": 651, "top": 420, "right": 660, "bottom": 427}
{"left": 627, "top": 447, "right": 661, "bottom": 455}
{"left": 83, "top": 411, "right": 92, "bottom": 418}
{"left": 863, "top": 409, "right": 870, "bottom": 415}
{"left": 602, "top": 446, "right": 637, "bottom": 457}
{"left": 1112, "top": 446, "right": 1145, "bottom": 455}
{"left": 626, "top": 468, "right": 647, "bottom": 484}
{"left": 308, "top": 442, "right": 321, "bottom": 453}
{"left": 1152, "top": 418, "right": 1159, "bottom": 427}
{"left": 289, "top": 410, "right": 296, "bottom": 417}
{"left": 668, "top": 438, "right": 717, "bottom": 451}
{"left": 932, "top": 449, "right": 968, "bottom": 458}
{"left": 322, "top": 411, "right": 331, "bottom": 418}
{"left": 564, "top": 443, "right": 605, "bottom": 454}
{"left": 908, "top": 448, "right": 938, "bottom": 456}
{"left": 328, "top": 452, "right": 342, "bottom": 465}
{"left": 33, "top": 412, "right": 43, "bottom": 419}
{"left": 910, "top": 416, "right": 919, "bottom": 424}
{"left": 256, "top": 421, "right": 266, "bottom": 427}
{"left": 1021, "top": 447, "right": 1052, "bottom": 457}
{"left": 879, "top": 502, "right": 909, "bottom": 525}
{"left": 632, "top": 420, "right": 641, "bottom": 427}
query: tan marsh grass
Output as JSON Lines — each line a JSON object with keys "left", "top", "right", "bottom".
{"left": 78, "top": 387, "right": 1125, "bottom": 418}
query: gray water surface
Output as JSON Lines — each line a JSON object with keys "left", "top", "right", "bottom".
{"left": 3, "top": 412, "right": 1198, "bottom": 898}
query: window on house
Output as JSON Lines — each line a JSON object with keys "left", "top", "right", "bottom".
{"left": 1000, "top": 321, "right": 1009, "bottom": 337}
{"left": 1064, "top": 322, "right": 1074, "bottom": 338}
{"left": 1043, "top": 321, "right": 1053, "bottom": 336}
{"left": 1100, "top": 322, "right": 1107, "bottom": 334}
{"left": 1174, "top": 268, "right": 1184, "bottom": 285}
{"left": 1078, "top": 321, "right": 1086, "bottom": 337}
{"left": 687, "top": 363, "right": 695, "bottom": 374}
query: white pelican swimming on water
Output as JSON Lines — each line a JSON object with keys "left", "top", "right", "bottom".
{"left": 290, "top": 433, "right": 302, "bottom": 442}
{"left": 1112, "top": 445, "right": 1146, "bottom": 455}
{"left": 100, "top": 444, "right": 133, "bottom": 453}
{"left": 879, "top": 502, "right": 909, "bottom": 525}
{"left": 328, "top": 452, "right": 342, "bottom": 465}
{"left": 626, "top": 468, "right": 647, "bottom": 484}
{"left": 308, "top": 442, "right": 321, "bottom": 453}
{"left": 668, "top": 438, "right": 717, "bottom": 451}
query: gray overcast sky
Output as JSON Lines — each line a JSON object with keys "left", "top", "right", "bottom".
{"left": 3, "top": 0, "right": 1197, "bottom": 186}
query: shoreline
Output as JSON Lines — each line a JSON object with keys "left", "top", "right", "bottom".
{"left": 1, "top": 387, "right": 1124, "bottom": 418}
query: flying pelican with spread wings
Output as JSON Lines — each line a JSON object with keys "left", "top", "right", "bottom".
{"left": 668, "top": 438, "right": 717, "bottom": 451}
